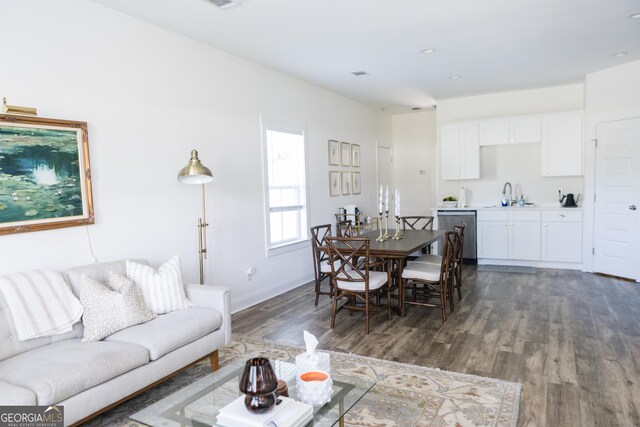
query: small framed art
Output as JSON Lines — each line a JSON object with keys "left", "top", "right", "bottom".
{"left": 352, "top": 172, "right": 361, "bottom": 194}
{"left": 329, "top": 171, "right": 340, "bottom": 196}
{"left": 351, "top": 144, "right": 360, "bottom": 167}
{"left": 341, "top": 171, "right": 351, "bottom": 195}
{"left": 328, "top": 140, "right": 339, "bottom": 166}
{"left": 340, "top": 142, "right": 351, "bottom": 166}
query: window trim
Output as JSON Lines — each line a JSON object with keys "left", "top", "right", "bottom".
{"left": 260, "top": 116, "right": 310, "bottom": 257}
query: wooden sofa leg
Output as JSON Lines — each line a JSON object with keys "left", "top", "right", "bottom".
{"left": 210, "top": 350, "right": 219, "bottom": 372}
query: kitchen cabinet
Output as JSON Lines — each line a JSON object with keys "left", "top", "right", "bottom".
{"left": 479, "top": 116, "right": 541, "bottom": 146}
{"left": 541, "top": 111, "right": 584, "bottom": 176}
{"left": 440, "top": 121, "right": 480, "bottom": 180}
{"left": 541, "top": 211, "right": 582, "bottom": 262}
{"left": 477, "top": 210, "right": 541, "bottom": 260}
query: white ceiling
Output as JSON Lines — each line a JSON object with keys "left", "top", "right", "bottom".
{"left": 91, "top": 0, "right": 640, "bottom": 112}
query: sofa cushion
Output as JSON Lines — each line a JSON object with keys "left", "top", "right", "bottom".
{"left": 80, "top": 272, "right": 156, "bottom": 342}
{"left": 64, "top": 259, "right": 148, "bottom": 297}
{"left": 106, "top": 307, "right": 222, "bottom": 360}
{"left": 0, "top": 380, "right": 37, "bottom": 405}
{"left": 126, "top": 256, "right": 193, "bottom": 315}
{"left": 0, "top": 339, "right": 149, "bottom": 405}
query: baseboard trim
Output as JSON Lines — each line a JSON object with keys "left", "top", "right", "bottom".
{"left": 231, "top": 273, "right": 314, "bottom": 314}
{"left": 478, "top": 259, "right": 583, "bottom": 270}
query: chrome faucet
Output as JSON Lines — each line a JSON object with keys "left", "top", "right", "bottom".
{"left": 502, "top": 182, "right": 514, "bottom": 205}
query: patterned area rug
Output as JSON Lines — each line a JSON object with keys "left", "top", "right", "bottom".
{"left": 87, "top": 335, "right": 521, "bottom": 427}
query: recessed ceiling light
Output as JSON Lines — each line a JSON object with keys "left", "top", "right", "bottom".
{"left": 420, "top": 48, "right": 436, "bottom": 54}
{"left": 351, "top": 70, "right": 370, "bottom": 77}
{"left": 449, "top": 75, "right": 461, "bottom": 80}
{"left": 612, "top": 51, "right": 629, "bottom": 57}
{"left": 628, "top": 12, "right": 640, "bottom": 19}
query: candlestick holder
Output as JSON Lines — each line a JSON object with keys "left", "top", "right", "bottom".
{"left": 393, "top": 216, "right": 403, "bottom": 240}
{"left": 376, "top": 213, "right": 386, "bottom": 241}
{"left": 383, "top": 211, "right": 391, "bottom": 239}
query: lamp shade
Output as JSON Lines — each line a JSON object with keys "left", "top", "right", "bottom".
{"left": 177, "top": 149, "right": 213, "bottom": 184}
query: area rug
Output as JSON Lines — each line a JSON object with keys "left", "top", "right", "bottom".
{"left": 87, "top": 335, "right": 521, "bottom": 427}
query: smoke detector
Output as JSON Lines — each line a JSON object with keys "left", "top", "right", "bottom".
{"left": 205, "top": 0, "right": 240, "bottom": 10}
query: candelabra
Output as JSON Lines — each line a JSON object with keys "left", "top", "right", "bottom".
{"left": 393, "top": 216, "right": 403, "bottom": 240}
{"left": 383, "top": 210, "right": 390, "bottom": 239}
{"left": 376, "top": 212, "right": 386, "bottom": 241}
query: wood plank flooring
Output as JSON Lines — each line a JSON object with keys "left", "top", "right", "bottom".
{"left": 232, "top": 266, "right": 640, "bottom": 426}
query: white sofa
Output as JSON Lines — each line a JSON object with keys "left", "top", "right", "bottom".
{"left": 0, "top": 259, "right": 231, "bottom": 426}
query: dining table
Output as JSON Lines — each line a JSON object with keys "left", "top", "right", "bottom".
{"left": 357, "top": 229, "right": 447, "bottom": 315}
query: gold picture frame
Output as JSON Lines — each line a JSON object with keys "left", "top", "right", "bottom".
{"left": 0, "top": 114, "right": 94, "bottom": 236}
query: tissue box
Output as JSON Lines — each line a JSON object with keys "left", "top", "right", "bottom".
{"left": 295, "top": 351, "right": 330, "bottom": 377}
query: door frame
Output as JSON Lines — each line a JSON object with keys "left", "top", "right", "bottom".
{"left": 583, "top": 109, "right": 640, "bottom": 280}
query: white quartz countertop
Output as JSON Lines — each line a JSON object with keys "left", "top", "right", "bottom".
{"left": 431, "top": 205, "right": 582, "bottom": 211}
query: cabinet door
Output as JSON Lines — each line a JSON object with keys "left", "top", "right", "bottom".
{"left": 440, "top": 123, "right": 461, "bottom": 180}
{"left": 479, "top": 119, "right": 509, "bottom": 146}
{"left": 509, "top": 221, "right": 541, "bottom": 260}
{"left": 541, "top": 111, "right": 583, "bottom": 176}
{"left": 460, "top": 121, "right": 480, "bottom": 179}
{"left": 478, "top": 221, "right": 509, "bottom": 259}
{"left": 510, "top": 117, "right": 541, "bottom": 144}
{"left": 541, "top": 222, "right": 582, "bottom": 262}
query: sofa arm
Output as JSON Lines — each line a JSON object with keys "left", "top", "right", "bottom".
{"left": 185, "top": 284, "right": 231, "bottom": 346}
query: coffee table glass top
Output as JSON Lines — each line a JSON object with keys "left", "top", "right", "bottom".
{"left": 130, "top": 355, "right": 375, "bottom": 427}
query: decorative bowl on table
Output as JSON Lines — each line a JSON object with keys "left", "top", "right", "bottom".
{"left": 442, "top": 201, "right": 458, "bottom": 208}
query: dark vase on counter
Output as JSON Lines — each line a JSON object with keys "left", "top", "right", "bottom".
{"left": 239, "top": 357, "right": 279, "bottom": 413}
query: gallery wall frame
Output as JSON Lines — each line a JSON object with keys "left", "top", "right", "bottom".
{"left": 341, "top": 171, "right": 351, "bottom": 195}
{"left": 351, "top": 144, "right": 360, "bottom": 167}
{"left": 0, "top": 114, "right": 94, "bottom": 235}
{"left": 329, "top": 171, "right": 340, "bottom": 196}
{"left": 352, "top": 172, "right": 361, "bottom": 194}
{"left": 328, "top": 139, "right": 339, "bottom": 166}
{"left": 340, "top": 142, "right": 351, "bottom": 167}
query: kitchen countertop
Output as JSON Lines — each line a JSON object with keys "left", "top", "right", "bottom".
{"left": 431, "top": 205, "right": 583, "bottom": 211}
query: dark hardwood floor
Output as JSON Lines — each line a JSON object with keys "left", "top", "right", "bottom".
{"left": 232, "top": 266, "right": 640, "bottom": 426}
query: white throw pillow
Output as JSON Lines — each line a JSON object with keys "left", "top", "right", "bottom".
{"left": 80, "top": 271, "right": 156, "bottom": 342}
{"left": 126, "top": 256, "right": 193, "bottom": 315}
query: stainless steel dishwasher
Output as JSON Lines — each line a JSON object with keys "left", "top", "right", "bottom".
{"left": 436, "top": 210, "right": 477, "bottom": 264}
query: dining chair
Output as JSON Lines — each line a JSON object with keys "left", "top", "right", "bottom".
{"left": 400, "top": 230, "right": 459, "bottom": 321}
{"left": 409, "top": 223, "right": 465, "bottom": 301}
{"left": 325, "top": 236, "right": 392, "bottom": 335}
{"left": 310, "top": 224, "right": 333, "bottom": 306}
{"left": 336, "top": 219, "right": 354, "bottom": 237}
{"left": 401, "top": 215, "right": 434, "bottom": 254}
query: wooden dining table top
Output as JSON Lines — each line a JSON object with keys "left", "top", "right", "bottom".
{"left": 357, "top": 229, "right": 447, "bottom": 257}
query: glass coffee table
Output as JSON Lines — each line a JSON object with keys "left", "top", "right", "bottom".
{"left": 130, "top": 355, "right": 375, "bottom": 427}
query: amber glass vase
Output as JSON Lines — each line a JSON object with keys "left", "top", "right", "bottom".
{"left": 239, "top": 357, "right": 278, "bottom": 413}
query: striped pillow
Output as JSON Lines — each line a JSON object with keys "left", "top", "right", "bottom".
{"left": 126, "top": 256, "right": 193, "bottom": 315}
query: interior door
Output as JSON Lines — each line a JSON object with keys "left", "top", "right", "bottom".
{"left": 593, "top": 118, "right": 640, "bottom": 281}
{"left": 376, "top": 145, "right": 394, "bottom": 210}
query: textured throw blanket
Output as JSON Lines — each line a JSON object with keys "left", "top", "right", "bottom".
{"left": 0, "top": 269, "right": 83, "bottom": 341}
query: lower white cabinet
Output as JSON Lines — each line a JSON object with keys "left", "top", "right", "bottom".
{"left": 478, "top": 209, "right": 582, "bottom": 265}
{"left": 478, "top": 211, "right": 541, "bottom": 260}
{"left": 541, "top": 211, "right": 582, "bottom": 262}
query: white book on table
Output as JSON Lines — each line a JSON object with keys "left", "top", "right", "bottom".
{"left": 216, "top": 395, "right": 313, "bottom": 427}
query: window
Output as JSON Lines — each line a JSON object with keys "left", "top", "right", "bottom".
{"left": 261, "top": 118, "right": 309, "bottom": 255}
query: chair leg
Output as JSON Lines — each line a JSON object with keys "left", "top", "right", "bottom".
{"left": 440, "top": 290, "right": 447, "bottom": 322}
{"left": 330, "top": 294, "right": 338, "bottom": 329}
{"left": 456, "top": 267, "right": 463, "bottom": 301}
{"left": 364, "top": 298, "right": 369, "bottom": 335}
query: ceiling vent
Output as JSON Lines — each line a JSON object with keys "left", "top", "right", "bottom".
{"left": 351, "top": 71, "right": 370, "bottom": 77}
{"left": 205, "top": 0, "right": 240, "bottom": 10}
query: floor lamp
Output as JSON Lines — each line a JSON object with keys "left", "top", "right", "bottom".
{"left": 178, "top": 150, "right": 213, "bottom": 285}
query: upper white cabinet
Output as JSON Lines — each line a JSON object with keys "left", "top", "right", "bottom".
{"left": 541, "top": 111, "right": 584, "bottom": 177}
{"left": 440, "top": 121, "right": 480, "bottom": 180}
{"left": 479, "top": 116, "right": 541, "bottom": 146}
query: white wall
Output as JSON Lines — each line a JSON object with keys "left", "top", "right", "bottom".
{"left": 436, "top": 84, "right": 585, "bottom": 206}
{"left": 0, "top": 0, "right": 390, "bottom": 312}
{"left": 582, "top": 60, "right": 640, "bottom": 271}
{"left": 391, "top": 112, "right": 437, "bottom": 214}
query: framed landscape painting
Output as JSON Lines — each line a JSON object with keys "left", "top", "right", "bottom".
{"left": 0, "top": 115, "right": 94, "bottom": 235}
